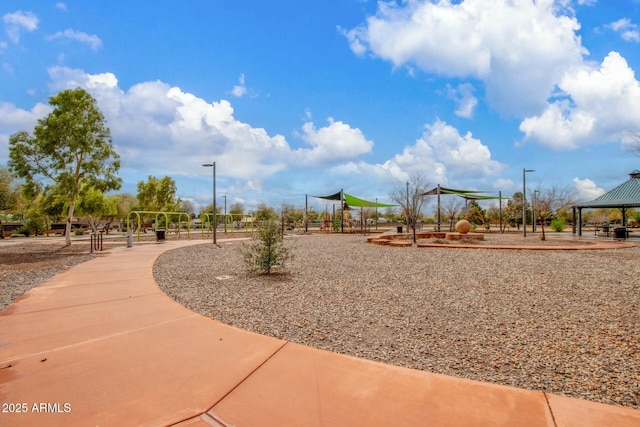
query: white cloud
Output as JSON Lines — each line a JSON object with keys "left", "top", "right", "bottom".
{"left": 607, "top": 18, "right": 640, "bottom": 42}
{"left": 378, "top": 119, "right": 504, "bottom": 184}
{"left": 295, "top": 118, "right": 374, "bottom": 165}
{"left": 493, "top": 178, "right": 515, "bottom": 191}
{"left": 46, "top": 29, "right": 102, "bottom": 51}
{"left": 0, "top": 101, "right": 52, "bottom": 161}
{"left": 3, "top": 10, "right": 39, "bottom": 43}
{"left": 56, "top": 3, "right": 68, "bottom": 12}
{"left": 447, "top": 83, "right": 477, "bottom": 118}
{"left": 231, "top": 73, "right": 247, "bottom": 97}
{"left": 345, "top": 0, "right": 587, "bottom": 116}
{"left": 573, "top": 177, "right": 605, "bottom": 203}
{"left": 519, "top": 52, "right": 640, "bottom": 149}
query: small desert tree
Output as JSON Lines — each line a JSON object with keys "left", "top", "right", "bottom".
{"left": 441, "top": 197, "right": 464, "bottom": 231}
{"left": 389, "top": 174, "right": 430, "bottom": 243}
{"left": 533, "top": 186, "right": 576, "bottom": 240}
{"left": 241, "top": 220, "right": 293, "bottom": 274}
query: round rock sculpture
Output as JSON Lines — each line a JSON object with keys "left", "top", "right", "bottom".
{"left": 455, "top": 219, "right": 472, "bottom": 234}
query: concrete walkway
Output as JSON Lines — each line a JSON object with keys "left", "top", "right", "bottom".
{"left": 1, "top": 239, "right": 639, "bottom": 426}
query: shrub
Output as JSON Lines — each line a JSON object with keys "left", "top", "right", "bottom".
{"left": 75, "top": 228, "right": 85, "bottom": 236}
{"left": 16, "top": 227, "right": 30, "bottom": 237}
{"left": 550, "top": 218, "right": 566, "bottom": 232}
{"left": 241, "top": 221, "right": 293, "bottom": 274}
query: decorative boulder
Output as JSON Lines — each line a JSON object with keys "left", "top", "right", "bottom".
{"left": 455, "top": 220, "right": 472, "bottom": 234}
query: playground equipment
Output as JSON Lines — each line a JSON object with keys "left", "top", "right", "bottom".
{"left": 127, "top": 211, "right": 192, "bottom": 242}
{"left": 200, "top": 213, "right": 255, "bottom": 236}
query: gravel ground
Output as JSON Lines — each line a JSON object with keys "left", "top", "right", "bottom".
{"left": 154, "top": 233, "right": 640, "bottom": 409}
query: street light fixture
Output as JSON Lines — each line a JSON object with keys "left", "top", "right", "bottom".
{"left": 523, "top": 168, "right": 535, "bottom": 237}
{"left": 202, "top": 162, "right": 216, "bottom": 245}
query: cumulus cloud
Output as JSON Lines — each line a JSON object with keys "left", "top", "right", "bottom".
{"left": 447, "top": 83, "right": 477, "bottom": 118}
{"left": 46, "top": 29, "right": 102, "bottom": 50}
{"left": 607, "top": 18, "right": 640, "bottom": 42}
{"left": 2, "top": 67, "right": 381, "bottom": 188}
{"left": 344, "top": 0, "right": 587, "bottom": 116}
{"left": 3, "top": 10, "right": 38, "bottom": 43}
{"left": 519, "top": 52, "right": 640, "bottom": 149}
{"left": 295, "top": 118, "right": 374, "bottom": 165}
{"left": 378, "top": 119, "right": 504, "bottom": 184}
{"left": 0, "top": 67, "right": 510, "bottom": 201}
{"left": 573, "top": 177, "right": 605, "bottom": 203}
{"left": 231, "top": 73, "right": 247, "bottom": 97}
{"left": 0, "top": 101, "right": 52, "bottom": 161}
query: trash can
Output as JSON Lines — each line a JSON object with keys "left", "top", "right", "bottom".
{"left": 127, "top": 230, "right": 133, "bottom": 248}
{"left": 397, "top": 226, "right": 403, "bottom": 233}
{"left": 614, "top": 227, "right": 627, "bottom": 240}
{"left": 156, "top": 229, "right": 166, "bottom": 242}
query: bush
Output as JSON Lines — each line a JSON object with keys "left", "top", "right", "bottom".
{"left": 550, "top": 218, "right": 566, "bottom": 232}
{"left": 74, "top": 228, "right": 86, "bottom": 236}
{"left": 16, "top": 227, "right": 30, "bottom": 237}
{"left": 241, "top": 221, "right": 293, "bottom": 274}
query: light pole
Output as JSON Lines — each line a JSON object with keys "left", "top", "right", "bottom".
{"left": 523, "top": 168, "right": 535, "bottom": 237}
{"left": 405, "top": 181, "right": 409, "bottom": 233}
{"left": 222, "top": 195, "right": 227, "bottom": 234}
{"left": 202, "top": 162, "right": 216, "bottom": 245}
{"left": 533, "top": 190, "right": 539, "bottom": 233}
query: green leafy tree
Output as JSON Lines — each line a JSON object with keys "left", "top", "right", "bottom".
{"left": 0, "top": 168, "right": 22, "bottom": 238}
{"left": 8, "top": 88, "right": 121, "bottom": 245}
{"left": 136, "top": 176, "right": 179, "bottom": 212}
{"left": 241, "top": 221, "right": 293, "bottom": 274}
{"left": 503, "top": 192, "right": 525, "bottom": 232}
{"left": 254, "top": 203, "right": 277, "bottom": 222}
{"left": 465, "top": 200, "right": 487, "bottom": 226}
{"left": 77, "top": 186, "right": 118, "bottom": 232}
{"left": 229, "top": 202, "right": 244, "bottom": 216}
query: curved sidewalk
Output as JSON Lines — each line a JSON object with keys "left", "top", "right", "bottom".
{"left": 1, "top": 240, "right": 639, "bottom": 426}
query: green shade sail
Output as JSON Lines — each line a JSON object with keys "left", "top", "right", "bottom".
{"left": 313, "top": 191, "right": 395, "bottom": 208}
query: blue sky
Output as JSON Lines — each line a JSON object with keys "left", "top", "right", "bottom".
{"left": 1, "top": 0, "right": 640, "bottom": 213}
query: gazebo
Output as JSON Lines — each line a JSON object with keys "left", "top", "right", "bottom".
{"left": 574, "top": 170, "right": 640, "bottom": 236}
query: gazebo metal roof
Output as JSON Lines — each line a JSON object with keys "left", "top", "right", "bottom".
{"left": 576, "top": 171, "right": 640, "bottom": 209}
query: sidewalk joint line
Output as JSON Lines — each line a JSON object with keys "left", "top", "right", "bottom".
{"left": 0, "top": 292, "right": 162, "bottom": 316}
{"left": 0, "top": 314, "right": 199, "bottom": 364}
{"left": 206, "top": 340, "right": 291, "bottom": 412}
{"left": 544, "top": 392, "right": 558, "bottom": 427}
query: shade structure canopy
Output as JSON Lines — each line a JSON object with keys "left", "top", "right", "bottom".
{"left": 574, "top": 171, "right": 640, "bottom": 236}
{"left": 422, "top": 186, "right": 505, "bottom": 201}
{"left": 313, "top": 191, "right": 395, "bottom": 208}
{"left": 575, "top": 171, "right": 640, "bottom": 209}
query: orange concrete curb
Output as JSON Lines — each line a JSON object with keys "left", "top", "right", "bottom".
{"left": 1, "top": 239, "right": 639, "bottom": 426}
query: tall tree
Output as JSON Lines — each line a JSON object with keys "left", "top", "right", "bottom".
{"left": 8, "top": 88, "right": 121, "bottom": 245}
{"left": 136, "top": 175, "right": 178, "bottom": 212}
{"left": 0, "top": 168, "right": 21, "bottom": 238}
{"left": 389, "top": 174, "right": 430, "bottom": 243}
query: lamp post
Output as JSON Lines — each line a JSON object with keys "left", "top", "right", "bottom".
{"left": 202, "top": 162, "right": 216, "bottom": 245}
{"left": 222, "top": 195, "right": 227, "bottom": 234}
{"left": 375, "top": 198, "right": 378, "bottom": 231}
{"left": 523, "top": 168, "right": 535, "bottom": 237}
{"left": 405, "top": 181, "right": 409, "bottom": 233}
{"left": 533, "top": 190, "right": 539, "bottom": 233}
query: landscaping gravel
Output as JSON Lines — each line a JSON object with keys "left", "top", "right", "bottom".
{"left": 154, "top": 233, "right": 640, "bottom": 409}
